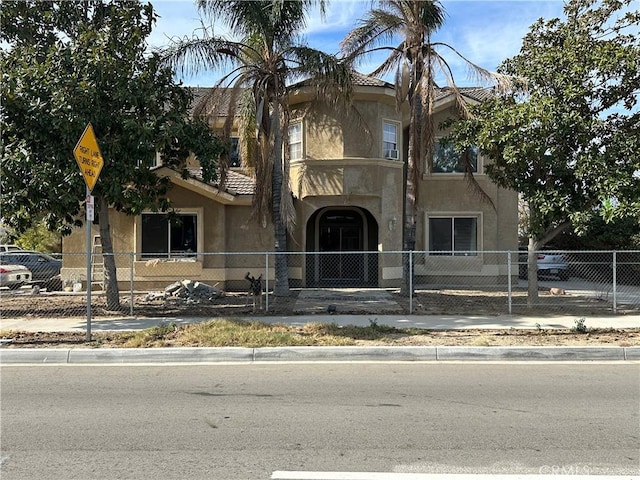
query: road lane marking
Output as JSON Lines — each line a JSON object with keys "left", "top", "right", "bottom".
{"left": 271, "top": 473, "right": 639, "bottom": 480}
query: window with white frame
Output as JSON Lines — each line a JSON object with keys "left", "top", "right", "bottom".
{"left": 137, "top": 151, "right": 161, "bottom": 168}
{"left": 433, "top": 140, "right": 478, "bottom": 173}
{"left": 429, "top": 216, "right": 478, "bottom": 256}
{"left": 289, "top": 122, "right": 302, "bottom": 160}
{"left": 141, "top": 212, "right": 198, "bottom": 258}
{"left": 383, "top": 121, "right": 399, "bottom": 159}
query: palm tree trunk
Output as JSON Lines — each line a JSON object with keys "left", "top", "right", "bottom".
{"left": 401, "top": 147, "right": 418, "bottom": 296}
{"left": 400, "top": 73, "right": 420, "bottom": 296}
{"left": 97, "top": 195, "right": 121, "bottom": 310}
{"left": 271, "top": 106, "right": 290, "bottom": 296}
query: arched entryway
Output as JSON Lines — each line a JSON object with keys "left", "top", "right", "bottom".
{"left": 305, "top": 207, "right": 379, "bottom": 287}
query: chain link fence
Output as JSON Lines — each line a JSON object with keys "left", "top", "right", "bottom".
{"left": 1, "top": 250, "right": 639, "bottom": 320}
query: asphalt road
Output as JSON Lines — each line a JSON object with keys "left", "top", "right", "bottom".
{"left": 1, "top": 364, "right": 638, "bottom": 479}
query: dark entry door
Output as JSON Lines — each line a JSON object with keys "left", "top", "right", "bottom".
{"left": 318, "top": 211, "right": 364, "bottom": 284}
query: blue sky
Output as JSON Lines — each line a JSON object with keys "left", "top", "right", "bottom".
{"left": 148, "top": 0, "right": 568, "bottom": 87}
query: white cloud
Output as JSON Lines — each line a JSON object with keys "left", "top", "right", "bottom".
{"left": 305, "top": 0, "right": 368, "bottom": 34}
{"left": 437, "top": 2, "right": 565, "bottom": 64}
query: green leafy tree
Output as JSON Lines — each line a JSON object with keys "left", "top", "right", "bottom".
{"left": 161, "top": 0, "right": 353, "bottom": 296}
{"left": 340, "top": 0, "right": 513, "bottom": 295}
{"left": 14, "top": 220, "right": 63, "bottom": 253}
{"left": 552, "top": 216, "right": 640, "bottom": 250}
{"left": 1, "top": 1, "right": 223, "bottom": 309}
{"left": 446, "top": 0, "right": 640, "bottom": 301}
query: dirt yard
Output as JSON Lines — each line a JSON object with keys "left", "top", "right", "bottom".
{"left": 2, "top": 286, "right": 637, "bottom": 318}
{"left": 1, "top": 287, "right": 638, "bottom": 348}
{"left": 3, "top": 326, "right": 638, "bottom": 349}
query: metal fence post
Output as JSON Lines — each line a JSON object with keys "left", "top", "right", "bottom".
{"left": 507, "top": 251, "right": 512, "bottom": 315}
{"left": 612, "top": 251, "right": 617, "bottom": 314}
{"left": 265, "top": 252, "right": 269, "bottom": 312}
{"left": 409, "top": 250, "right": 413, "bottom": 314}
{"left": 129, "top": 252, "right": 134, "bottom": 316}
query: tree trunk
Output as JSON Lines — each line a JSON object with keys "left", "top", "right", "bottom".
{"left": 271, "top": 107, "right": 290, "bottom": 297}
{"left": 97, "top": 195, "right": 121, "bottom": 310}
{"left": 401, "top": 152, "right": 417, "bottom": 296}
{"left": 400, "top": 74, "right": 420, "bottom": 297}
{"left": 527, "top": 236, "right": 540, "bottom": 306}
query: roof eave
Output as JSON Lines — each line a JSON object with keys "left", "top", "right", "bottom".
{"left": 154, "top": 166, "right": 253, "bottom": 206}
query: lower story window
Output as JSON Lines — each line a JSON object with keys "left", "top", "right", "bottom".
{"left": 141, "top": 213, "right": 197, "bottom": 258}
{"left": 429, "top": 217, "right": 478, "bottom": 255}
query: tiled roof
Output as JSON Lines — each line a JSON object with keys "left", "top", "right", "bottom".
{"left": 289, "top": 70, "right": 394, "bottom": 90}
{"left": 435, "top": 86, "right": 495, "bottom": 103}
{"left": 350, "top": 71, "right": 393, "bottom": 88}
{"left": 188, "top": 87, "right": 233, "bottom": 117}
{"left": 189, "top": 80, "right": 493, "bottom": 117}
{"left": 187, "top": 167, "right": 256, "bottom": 195}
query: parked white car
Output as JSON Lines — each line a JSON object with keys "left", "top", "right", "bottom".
{"left": 519, "top": 246, "right": 570, "bottom": 281}
{"left": 0, "top": 251, "right": 62, "bottom": 291}
{"left": 0, "top": 244, "right": 23, "bottom": 253}
{"left": 0, "top": 263, "right": 32, "bottom": 289}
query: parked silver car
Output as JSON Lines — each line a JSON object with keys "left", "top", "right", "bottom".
{"left": 0, "top": 263, "right": 32, "bottom": 289}
{"left": 0, "top": 251, "right": 62, "bottom": 290}
{"left": 519, "top": 247, "right": 570, "bottom": 281}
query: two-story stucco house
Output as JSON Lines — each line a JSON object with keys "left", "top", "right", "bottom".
{"left": 62, "top": 74, "right": 518, "bottom": 291}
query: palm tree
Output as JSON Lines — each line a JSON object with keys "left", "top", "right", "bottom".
{"left": 341, "top": 0, "right": 514, "bottom": 295}
{"left": 161, "top": 0, "right": 352, "bottom": 296}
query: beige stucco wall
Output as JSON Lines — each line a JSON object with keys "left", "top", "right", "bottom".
{"left": 62, "top": 84, "right": 518, "bottom": 289}
{"left": 418, "top": 106, "right": 518, "bottom": 254}
{"left": 294, "top": 97, "right": 401, "bottom": 161}
{"left": 61, "top": 182, "right": 270, "bottom": 290}
{"left": 411, "top": 107, "right": 518, "bottom": 285}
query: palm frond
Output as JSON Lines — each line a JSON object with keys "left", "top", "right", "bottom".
{"left": 235, "top": 93, "right": 258, "bottom": 170}
{"left": 368, "top": 47, "right": 404, "bottom": 78}
{"left": 199, "top": 0, "right": 320, "bottom": 47}
{"left": 340, "top": 9, "right": 405, "bottom": 60}
{"left": 431, "top": 42, "right": 523, "bottom": 94}
{"left": 420, "top": 68, "right": 436, "bottom": 174}
{"left": 287, "top": 46, "right": 354, "bottom": 105}
{"left": 251, "top": 118, "right": 273, "bottom": 226}
{"left": 160, "top": 34, "right": 259, "bottom": 80}
{"left": 279, "top": 105, "right": 297, "bottom": 233}
{"left": 395, "top": 59, "right": 410, "bottom": 106}
{"left": 463, "top": 149, "right": 496, "bottom": 211}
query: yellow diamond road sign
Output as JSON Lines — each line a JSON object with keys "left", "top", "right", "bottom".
{"left": 73, "top": 123, "right": 104, "bottom": 192}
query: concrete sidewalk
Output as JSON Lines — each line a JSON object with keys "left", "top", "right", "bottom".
{"left": 1, "top": 312, "right": 638, "bottom": 332}
{"left": 1, "top": 314, "right": 638, "bottom": 364}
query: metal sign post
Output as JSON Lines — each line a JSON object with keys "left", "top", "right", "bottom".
{"left": 73, "top": 123, "right": 104, "bottom": 341}
{"left": 84, "top": 189, "right": 93, "bottom": 340}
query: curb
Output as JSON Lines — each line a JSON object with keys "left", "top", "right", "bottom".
{"left": 1, "top": 346, "right": 638, "bottom": 364}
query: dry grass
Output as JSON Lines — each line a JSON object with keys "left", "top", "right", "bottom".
{"left": 1, "top": 319, "right": 638, "bottom": 349}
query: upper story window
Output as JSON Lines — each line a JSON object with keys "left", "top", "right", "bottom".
{"left": 433, "top": 141, "right": 479, "bottom": 173}
{"left": 137, "top": 151, "right": 161, "bottom": 169}
{"left": 289, "top": 122, "right": 302, "bottom": 160}
{"left": 428, "top": 216, "right": 478, "bottom": 256}
{"left": 141, "top": 212, "right": 198, "bottom": 259}
{"left": 383, "top": 121, "right": 399, "bottom": 160}
{"left": 230, "top": 137, "right": 241, "bottom": 167}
